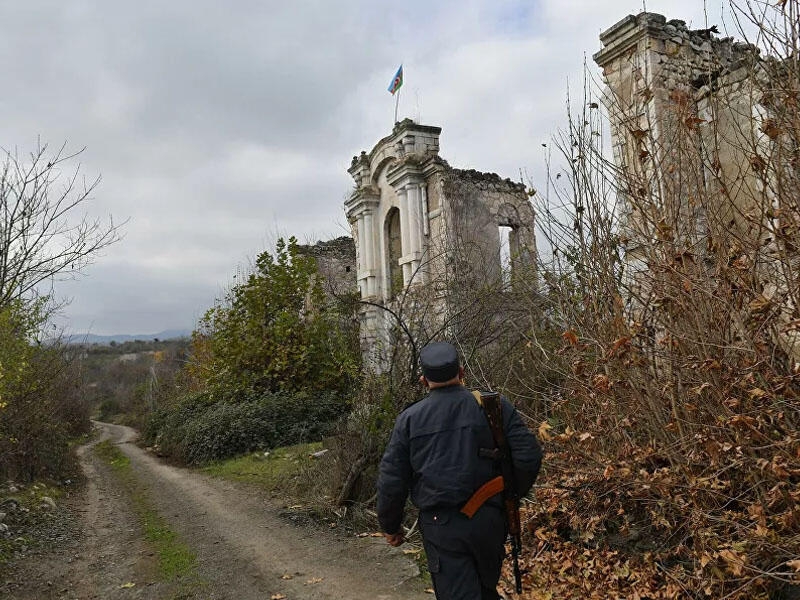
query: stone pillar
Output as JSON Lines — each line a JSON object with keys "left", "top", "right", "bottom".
{"left": 356, "top": 216, "right": 366, "bottom": 272}
{"left": 406, "top": 183, "right": 424, "bottom": 279}
{"left": 379, "top": 215, "right": 389, "bottom": 302}
{"left": 397, "top": 187, "right": 412, "bottom": 285}
{"left": 407, "top": 184, "right": 422, "bottom": 253}
{"left": 397, "top": 188, "right": 410, "bottom": 255}
{"left": 356, "top": 215, "right": 366, "bottom": 297}
{"left": 421, "top": 184, "right": 430, "bottom": 237}
{"left": 363, "top": 210, "right": 375, "bottom": 297}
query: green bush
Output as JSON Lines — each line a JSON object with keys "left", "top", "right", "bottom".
{"left": 185, "top": 237, "right": 361, "bottom": 395}
{"left": 97, "top": 398, "right": 121, "bottom": 422}
{"left": 0, "top": 301, "right": 90, "bottom": 481}
{"left": 143, "top": 390, "right": 347, "bottom": 465}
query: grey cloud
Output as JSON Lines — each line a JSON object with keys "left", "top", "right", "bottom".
{"left": 0, "top": 0, "right": 729, "bottom": 335}
{"left": 53, "top": 261, "right": 216, "bottom": 335}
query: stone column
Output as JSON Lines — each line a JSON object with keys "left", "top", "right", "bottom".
{"left": 407, "top": 184, "right": 422, "bottom": 254}
{"left": 406, "top": 183, "right": 424, "bottom": 280}
{"left": 356, "top": 215, "right": 366, "bottom": 297}
{"left": 397, "top": 188, "right": 410, "bottom": 255}
{"left": 397, "top": 187, "right": 412, "bottom": 285}
{"left": 356, "top": 216, "right": 366, "bottom": 272}
{"left": 421, "top": 184, "right": 430, "bottom": 236}
{"left": 363, "top": 210, "right": 375, "bottom": 297}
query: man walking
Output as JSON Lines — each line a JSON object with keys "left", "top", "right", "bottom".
{"left": 377, "top": 342, "right": 543, "bottom": 599}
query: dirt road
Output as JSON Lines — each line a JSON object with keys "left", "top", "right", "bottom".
{"left": 3, "top": 422, "right": 429, "bottom": 599}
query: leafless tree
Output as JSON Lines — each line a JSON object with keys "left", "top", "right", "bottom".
{"left": 0, "top": 141, "right": 121, "bottom": 306}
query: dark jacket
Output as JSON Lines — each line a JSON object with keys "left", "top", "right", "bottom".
{"left": 377, "top": 384, "right": 543, "bottom": 535}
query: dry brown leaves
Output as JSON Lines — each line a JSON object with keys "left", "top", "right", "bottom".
{"left": 507, "top": 358, "right": 800, "bottom": 599}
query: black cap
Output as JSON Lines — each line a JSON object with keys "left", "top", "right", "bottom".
{"left": 419, "top": 342, "right": 460, "bottom": 383}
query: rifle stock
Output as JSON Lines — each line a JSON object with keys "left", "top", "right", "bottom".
{"left": 480, "top": 391, "right": 523, "bottom": 595}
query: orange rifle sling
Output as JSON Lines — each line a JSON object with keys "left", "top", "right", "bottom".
{"left": 460, "top": 475, "right": 505, "bottom": 518}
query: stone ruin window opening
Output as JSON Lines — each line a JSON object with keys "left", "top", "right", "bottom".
{"left": 385, "top": 207, "right": 403, "bottom": 299}
{"left": 498, "top": 225, "right": 514, "bottom": 287}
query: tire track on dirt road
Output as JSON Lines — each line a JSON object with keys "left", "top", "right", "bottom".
{"left": 2, "top": 422, "right": 168, "bottom": 599}
{"left": 97, "top": 420, "right": 429, "bottom": 600}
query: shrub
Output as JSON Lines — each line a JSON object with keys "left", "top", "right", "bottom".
{"left": 0, "top": 302, "right": 90, "bottom": 481}
{"left": 143, "top": 390, "right": 347, "bottom": 465}
{"left": 97, "top": 398, "right": 121, "bottom": 422}
{"left": 184, "top": 237, "right": 361, "bottom": 395}
{"left": 499, "top": 9, "right": 800, "bottom": 594}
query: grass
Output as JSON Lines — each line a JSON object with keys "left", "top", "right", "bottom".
{"left": 0, "top": 533, "right": 31, "bottom": 564}
{"left": 94, "top": 440, "right": 197, "bottom": 582}
{"left": 201, "top": 440, "right": 349, "bottom": 536}
{"left": 201, "top": 440, "right": 434, "bottom": 588}
{"left": 94, "top": 440, "right": 130, "bottom": 471}
{"left": 201, "top": 441, "right": 324, "bottom": 493}
{"left": 140, "top": 511, "right": 196, "bottom": 580}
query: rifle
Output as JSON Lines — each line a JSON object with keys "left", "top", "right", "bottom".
{"left": 480, "top": 391, "right": 523, "bottom": 595}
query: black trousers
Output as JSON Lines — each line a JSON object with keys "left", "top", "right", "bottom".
{"left": 419, "top": 506, "right": 506, "bottom": 600}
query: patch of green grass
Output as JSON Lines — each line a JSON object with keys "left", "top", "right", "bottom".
{"left": 94, "top": 440, "right": 130, "bottom": 471}
{"left": 68, "top": 430, "right": 95, "bottom": 449}
{"left": 140, "top": 509, "right": 196, "bottom": 579}
{"left": 202, "top": 441, "right": 322, "bottom": 490}
{"left": 414, "top": 548, "right": 433, "bottom": 586}
{"left": 94, "top": 440, "right": 197, "bottom": 581}
{"left": 24, "top": 481, "right": 63, "bottom": 502}
{"left": 0, "top": 539, "right": 13, "bottom": 562}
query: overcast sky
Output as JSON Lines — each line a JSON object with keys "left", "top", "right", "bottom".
{"left": 0, "top": 0, "right": 731, "bottom": 335}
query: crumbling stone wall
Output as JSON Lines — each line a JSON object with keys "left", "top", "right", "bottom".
{"left": 297, "top": 236, "right": 357, "bottom": 299}
{"left": 440, "top": 168, "right": 534, "bottom": 291}
{"left": 344, "top": 119, "right": 535, "bottom": 368}
{"left": 450, "top": 168, "right": 535, "bottom": 265}
{"left": 595, "top": 12, "right": 800, "bottom": 363}
{"left": 595, "top": 14, "right": 764, "bottom": 257}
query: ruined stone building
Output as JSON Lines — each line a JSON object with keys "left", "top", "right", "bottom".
{"left": 594, "top": 13, "right": 766, "bottom": 258}
{"left": 308, "top": 12, "right": 796, "bottom": 367}
{"left": 297, "top": 236, "right": 357, "bottom": 300}
{"left": 594, "top": 12, "right": 800, "bottom": 362}
{"left": 344, "top": 119, "right": 536, "bottom": 366}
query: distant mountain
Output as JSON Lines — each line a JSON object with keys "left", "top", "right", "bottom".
{"left": 65, "top": 329, "right": 192, "bottom": 345}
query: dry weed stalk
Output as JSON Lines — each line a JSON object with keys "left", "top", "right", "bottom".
{"left": 505, "top": 3, "right": 800, "bottom": 597}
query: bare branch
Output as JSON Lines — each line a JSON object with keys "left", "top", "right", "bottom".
{"left": 0, "top": 142, "right": 122, "bottom": 306}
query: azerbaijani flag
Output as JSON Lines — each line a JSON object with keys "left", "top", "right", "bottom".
{"left": 388, "top": 65, "right": 403, "bottom": 95}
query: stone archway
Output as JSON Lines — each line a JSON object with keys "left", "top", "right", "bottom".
{"left": 384, "top": 207, "right": 403, "bottom": 299}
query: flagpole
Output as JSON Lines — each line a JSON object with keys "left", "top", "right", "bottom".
{"left": 389, "top": 64, "right": 403, "bottom": 127}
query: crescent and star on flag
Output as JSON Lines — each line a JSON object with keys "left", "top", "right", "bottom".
{"left": 388, "top": 64, "right": 403, "bottom": 95}
{"left": 388, "top": 64, "right": 403, "bottom": 124}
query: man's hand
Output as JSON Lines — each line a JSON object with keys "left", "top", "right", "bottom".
{"left": 384, "top": 531, "right": 405, "bottom": 547}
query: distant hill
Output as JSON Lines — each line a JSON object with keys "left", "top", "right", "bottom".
{"left": 66, "top": 329, "right": 192, "bottom": 345}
